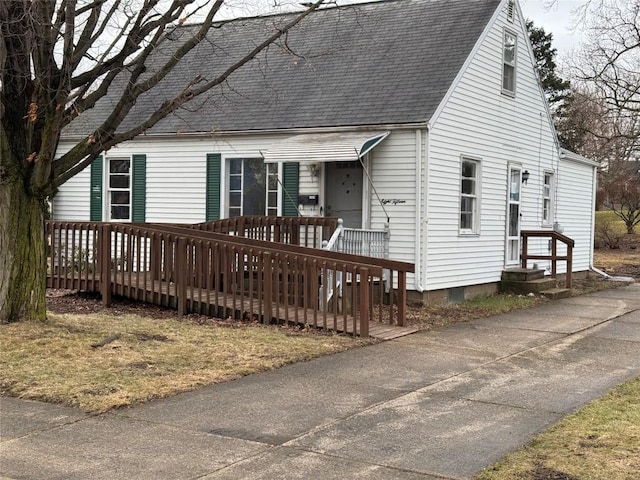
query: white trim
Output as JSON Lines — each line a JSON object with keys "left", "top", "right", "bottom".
{"left": 60, "top": 124, "right": 426, "bottom": 142}
{"left": 225, "top": 156, "right": 268, "bottom": 217}
{"left": 262, "top": 131, "right": 389, "bottom": 164}
{"left": 589, "top": 165, "right": 598, "bottom": 268}
{"left": 362, "top": 153, "right": 372, "bottom": 229}
{"left": 505, "top": 163, "right": 522, "bottom": 265}
{"left": 501, "top": 28, "right": 517, "bottom": 96}
{"left": 104, "top": 155, "right": 132, "bottom": 222}
{"left": 459, "top": 156, "right": 482, "bottom": 235}
{"left": 560, "top": 148, "right": 599, "bottom": 167}
{"left": 414, "top": 128, "right": 424, "bottom": 291}
{"left": 542, "top": 170, "right": 555, "bottom": 227}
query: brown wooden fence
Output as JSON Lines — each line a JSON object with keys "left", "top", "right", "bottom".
{"left": 46, "top": 218, "right": 414, "bottom": 337}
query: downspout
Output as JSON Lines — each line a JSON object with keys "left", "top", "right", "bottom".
{"left": 415, "top": 127, "right": 427, "bottom": 292}
{"left": 588, "top": 163, "right": 610, "bottom": 278}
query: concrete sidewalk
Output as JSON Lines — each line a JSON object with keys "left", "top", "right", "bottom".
{"left": 2, "top": 284, "right": 640, "bottom": 480}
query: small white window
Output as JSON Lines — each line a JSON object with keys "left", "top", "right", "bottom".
{"left": 107, "top": 157, "right": 131, "bottom": 220}
{"left": 543, "top": 171, "right": 554, "bottom": 225}
{"left": 228, "top": 158, "right": 278, "bottom": 217}
{"left": 502, "top": 30, "right": 517, "bottom": 95}
{"left": 460, "top": 158, "right": 480, "bottom": 233}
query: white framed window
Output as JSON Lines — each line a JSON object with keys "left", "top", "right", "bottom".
{"left": 543, "top": 171, "right": 554, "bottom": 225}
{"left": 107, "top": 157, "right": 131, "bottom": 221}
{"left": 228, "top": 158, "right": 279, "bottom": 217}
{"left": 460, "top": 157, "right": 481, "bottom": 234}
{"left": 502, "top": 30, "right": 517, "bottom": 95}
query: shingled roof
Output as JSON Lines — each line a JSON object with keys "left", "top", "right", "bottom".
{"left": 65, "top": 0, "right": 501, "bottom": 136}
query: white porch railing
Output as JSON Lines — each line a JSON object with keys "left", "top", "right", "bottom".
{"left": 320, "top": 219, "right": 391, "bottom": 307}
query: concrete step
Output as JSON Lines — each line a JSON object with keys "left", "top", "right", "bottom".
{"left": 541, "top": 288, "right": 572, "bottom": 300}
{"left": 501, "top": 268, "right": 545, "bottom": 282}
{"left": 501, "top": 277, "right": 557, "bottom": 294}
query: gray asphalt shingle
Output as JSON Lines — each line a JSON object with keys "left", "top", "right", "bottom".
{"left": 65, "top": 0, "right": 501, "bottom": 136}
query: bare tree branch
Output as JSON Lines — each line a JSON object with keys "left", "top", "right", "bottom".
{"left": 52, "top": 0, "right": 328, "bottom": 187}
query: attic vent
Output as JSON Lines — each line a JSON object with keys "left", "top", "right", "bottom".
{"left": 507, "top": 0, "right": 515, "bottom": 23}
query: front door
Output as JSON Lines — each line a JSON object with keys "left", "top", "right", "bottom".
{"left": 325, "top": 161, "right": 363, "bottom": 228}
{"left": 506, "top": 165, "right": 522, "bottom": 265}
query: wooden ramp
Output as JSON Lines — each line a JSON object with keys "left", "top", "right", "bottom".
{"left": 46, "top": 219, "right": 417, "bottom": 340}
{"left": 47, "top": 272, "right": 418, "bottom": 340}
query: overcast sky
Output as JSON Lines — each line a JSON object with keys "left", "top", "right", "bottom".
{"left": 519, "top": 0, "right": 588, "bottom": 56}
{"left": 228, "top": 0, "right": 589, "bottom": 58}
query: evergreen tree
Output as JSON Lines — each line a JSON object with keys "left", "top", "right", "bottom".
{"left": 526, "top": 20, "right": 571, "bottom": 108}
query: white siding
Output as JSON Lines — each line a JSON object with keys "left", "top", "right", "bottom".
{"left": 424, "top": 2, "right": 582, "bottom": 290}
{"left": 52, "top": 142, "right": 91, "bottom": 221}
{"left": 55, "top": 134, "right": 301, "bottom": 224}
{"left": 54, "top": 130, "right": 420, "bottom": 289}
{"left": 555, "top": 158, "right": 596, "bottom": 273}
{"left": 369, "top": 130, "right": 419, "bottom": 289}
{"left": 369, "top": 130, "right": 417, "bottom": 262}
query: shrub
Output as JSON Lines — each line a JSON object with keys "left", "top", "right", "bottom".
{"left": 595, "top": 216, "right": 626, "bottom": 249}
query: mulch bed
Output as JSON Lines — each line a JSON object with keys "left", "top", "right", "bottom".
{"left": 46, "top": 290, "right": 232, "bottom": 326}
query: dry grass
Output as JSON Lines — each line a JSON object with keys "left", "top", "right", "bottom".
{"left": 475, "top": 376, "right": 640, "bottom": 480}
{"left": 594, "top": 248, "right": 640, "bottom": 272}
{"left": 407, "top": 293, "right": 546, "bottom": 329}
{"left": 0, "top": 312, "right": 370, "bottom": 412}
{"left": 594, "top": 211, "right": 640, "bottom": 276}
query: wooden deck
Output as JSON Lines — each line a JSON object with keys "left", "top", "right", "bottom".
{"left": 46, "top": 219, "right": 417, "bottom": 340}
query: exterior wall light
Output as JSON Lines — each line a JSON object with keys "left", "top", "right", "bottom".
{"left": 522, "top": 170, "right": 530, "bottom": 185}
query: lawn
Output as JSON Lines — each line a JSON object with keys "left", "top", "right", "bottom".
{"left": 0, "top": 310, "right": 371, "bottom": 412}
{"left": 475, "top": 376, "right": 640, "bottom": 480}
{"left": 593, "top": 210, "right": 640, "bottom": 277}
{"left": 1, "top": 221, "right": 638, "bottom": 478}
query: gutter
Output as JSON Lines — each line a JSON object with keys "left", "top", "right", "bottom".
{"left": 414, "top": 125, "right": 429, "bottom": 292}
{"left": 60, "top": 122, "right": 431, "bottom": 143}
{"left": 590, "top": 265, "right": 611, "bottom": 279}
{"left": 587, "top": 161, "right": 610, "bottom": 279}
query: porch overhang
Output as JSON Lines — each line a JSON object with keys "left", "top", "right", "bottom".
{"left": 263, "top": 131, "right": 390, "bottom": 164}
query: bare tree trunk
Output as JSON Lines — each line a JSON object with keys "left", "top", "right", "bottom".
{"left": 0, "top": 175, "right": 47, "bottom": 323}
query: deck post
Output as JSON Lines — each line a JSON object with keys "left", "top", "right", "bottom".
{"left": 263, "top": 252, "right": 273, "bottom": 324}
{"left": 150, "top": 233, "right": 161, "bottom": 281}
{"left": 566, "top": 243, "right": 573, "bottom": 289}
{"left": 520, "top": 232, "right": 528, "bottom": 268}
{"left": 551, "top": 238, "right": 557, "bottom": 278}
{"left": 359, "top": 268, "right": 370, "bottom": 337}
{"left": 100, "top": 223, "right": 112, "bottom": 307}
{"left": 397, "top": 270, "right": 406, "bottom": 326}
{"left": 176, "top": 237, "right": 187, "bottom": 315}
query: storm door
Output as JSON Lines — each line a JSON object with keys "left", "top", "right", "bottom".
{"left": 325, "top": 161, "right": 363, "bottom": 228}
{"left": 506, "top": 165, "right": 522, "bottom": 265}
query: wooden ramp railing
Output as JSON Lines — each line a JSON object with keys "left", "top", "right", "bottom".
{"left": 46, "top": 219, "right": 415, "bottom": 337}
{"left": 190, "top": 216, "right": 338, "bottom": 248}
{"left": 520, "top": 230, "right": 575, "bottom": 289}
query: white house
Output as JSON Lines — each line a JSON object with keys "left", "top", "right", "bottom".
{"left": 53, "top": 0, "right": 598, "bottom": 302}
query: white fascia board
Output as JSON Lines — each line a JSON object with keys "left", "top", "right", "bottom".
{"left": 559, "top": 148, "right": 599, "bottom": 168}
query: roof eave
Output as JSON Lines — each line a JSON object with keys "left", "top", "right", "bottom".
{"left": 59, "top": 121, "right": 430, "bottom": 143}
